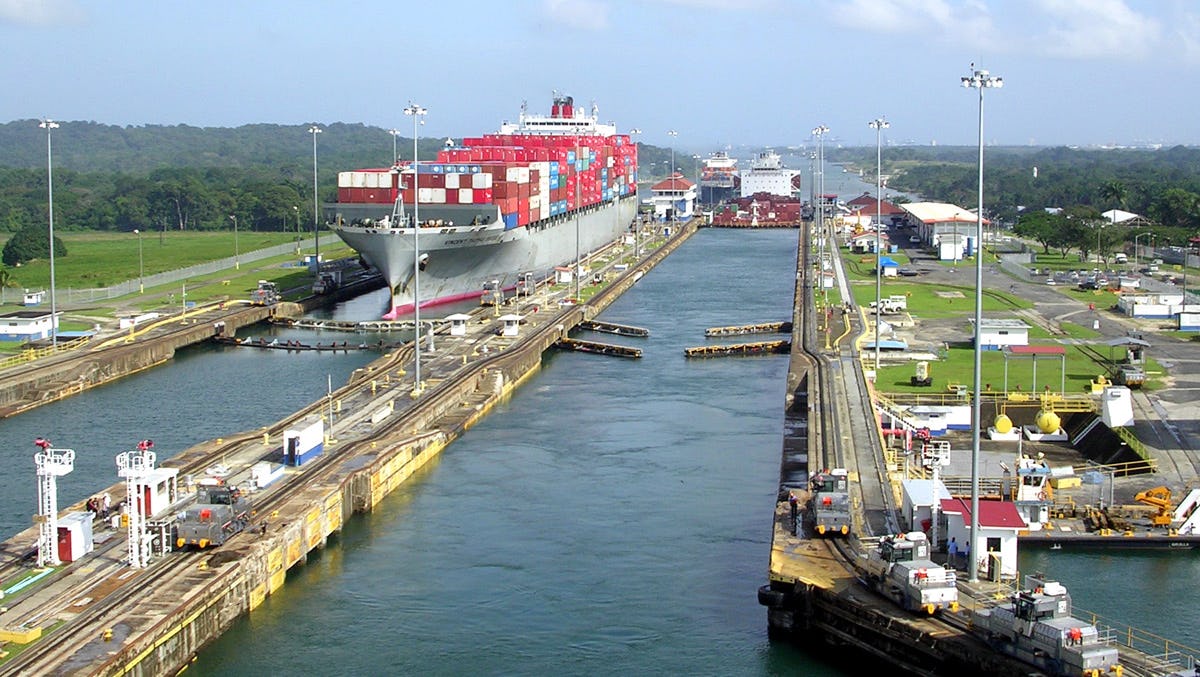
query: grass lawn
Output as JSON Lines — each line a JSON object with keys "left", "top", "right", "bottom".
{"left": 875, "top": 342, "right": 1130, "bottom": 395}
{"left": 1, "top": 231, "right": 307, "bottom": 291}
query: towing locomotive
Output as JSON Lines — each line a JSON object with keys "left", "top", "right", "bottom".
{"left": 859, "top": 531, "right": 959, "bottom": 615}
{"left": 174, "top": 485, "right": 253, "bottom": 550}
{"left": 809, "top": 468, "right": 851, "bottom": 536}
{"left": 972, "top": 575, "right": 1122, "bottom": 677}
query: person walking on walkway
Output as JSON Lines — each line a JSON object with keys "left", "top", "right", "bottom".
{"left": 947, "top": 537, "right": 959, "bottom": 568}
{"left": 788, "top": 493, "right": 799, "bottom": 536}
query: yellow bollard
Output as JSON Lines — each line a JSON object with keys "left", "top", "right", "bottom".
{"left": 103, "top": 629, "right": 113, "bottom": 641}
{"left": 371, "top": 380, "right": 377, "bottom": 394}
{"left": 263, "top": 432, "right": 269, "bottom": 445}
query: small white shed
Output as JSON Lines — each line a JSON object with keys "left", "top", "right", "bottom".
{"left": 498, "top": 314, "right": 522, "bottom": 337}
{"left": 446, "top": 313, "right": 472, "bottom": 337}
{"left": 973, "top": 318, "right": 1030, "bottom": 351}
{"left": 56, "top": 511, "right": 95, "bottom": 562}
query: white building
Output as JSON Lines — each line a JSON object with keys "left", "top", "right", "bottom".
{"left": 939, "top": 497, "right": 1026, "bottom": 581}
{"left": 649, "top": 173, "right": 697, "bottom": 221}
{"left": 973, "top": 318, "right": 1030, "bottom": 351}
{"left": 0, "top": 309, "right": 59, "bottom": 342}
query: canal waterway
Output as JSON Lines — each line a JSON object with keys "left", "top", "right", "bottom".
{"left": 0, "top": 228, "right": 1195, "bottom": 674}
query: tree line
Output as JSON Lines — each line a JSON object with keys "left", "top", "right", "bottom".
{"left": 831, "top": 144, "right": 1200, "bottom": 260}
{"left": 0, "top": 120, "right": 686, "bottom": 265}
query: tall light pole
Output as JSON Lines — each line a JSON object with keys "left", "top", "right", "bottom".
{"left": 39, "top": 119, "right": 59, "bottom": 349}
{"left": 574, "top": 153, "right": 582, "bottom": 302}
{"left": 308, "top": 125, "right": 322, "bottom": 271}
{"left": 293, "top": 205, "right": 301, "bottom": 254}
{"left": 1134, "top": 231, "right": 1152, "bottom": 272}
{"left": 629, "top": 128, "right": 641, "bottom": 257}
{"left": 667, "top": 130, "right": 678, "bottom": 227}
{"left": 229, "top": 214, "right": 239, "bottom": 269}
{"left": 812, "top": 125, "right": 829, "bottom": 303}
{"left": 388, "top": 128, "right": 401, "bottom": 164}
{"left": 404, "top": 103, "right": 427, "bottom": 395}
{"left": 134, "top": 229, "right": 144, "bottom": 293}
{"left": 962, "top": 65, "right": 1002, "bottom": 583}
{"left": 869, "top": 117, "right": 889, "bottom": 374}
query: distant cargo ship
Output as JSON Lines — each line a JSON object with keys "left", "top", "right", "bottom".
{"left": 739, "top": 149, "right": 801, "bottom": 199}
{"left": 699, "top": 150, "right": 739, "bottom": 203}
{"left": 327, "top": 95, "right": 639, "bottom": 318}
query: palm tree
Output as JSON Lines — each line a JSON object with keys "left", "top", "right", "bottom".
{"left": 1099, "top": 179, "right": 1128, "bottom": 220}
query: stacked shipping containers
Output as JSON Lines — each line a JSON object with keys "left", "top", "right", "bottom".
{"left": 335, "top": 133, "right": 638, "bottom": 231}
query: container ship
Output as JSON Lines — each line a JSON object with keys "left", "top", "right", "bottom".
{"left": 698, "top": 150, "right": 739, "bottom": 204}
{"left": 327, "top": 95, "right": 639, "bottom": 318}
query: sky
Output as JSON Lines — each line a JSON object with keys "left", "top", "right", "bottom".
{"left": 2, "top": 0, "right": 1199, "bottom": 151}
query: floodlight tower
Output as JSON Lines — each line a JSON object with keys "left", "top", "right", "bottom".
{"left": 117, "top": 439, "right": 157, "bottom": 568}
{"left": 34, "top": 437, "right": 74, "bottom": 568}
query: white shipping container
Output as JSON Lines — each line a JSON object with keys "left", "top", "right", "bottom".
{"left": 338, "top": 172, "right": 353, "bottom": 188}
{"left": 365, "top": 172, "right": 379, "bottom": 188}
{"left": 506, "top": 167, "right": 521, "bottom": 182}
{"left": 418, "top": 187, "right": 434, "bottom": 203}
{"left": 472, "top": 173, "right": 492, "bottom": 189}
{"left": 431, "top": 188, "right": 446, "bottom": 203}
{"left": 445, "top": 173, "right": 460, "bottom": 189}
{"left": 459, "top": 188, "right": 473, "bottom": 203}
{"left": 351, "top": 172, "right": 367, "bottom": 188}
{"left": 517, "top": 167, "right": 530, "bottom": 183}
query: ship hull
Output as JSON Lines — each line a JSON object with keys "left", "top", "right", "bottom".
{"left": 331, "top": 196, "right": 639, "bottom": 317}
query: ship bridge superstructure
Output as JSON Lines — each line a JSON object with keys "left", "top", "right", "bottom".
{"left": 498, "top": 95, "right": 617, "bottom": 137}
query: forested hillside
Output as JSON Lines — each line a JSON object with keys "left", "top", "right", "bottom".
{"left": 0, "top": 120, "right": 682, "bottom": 236}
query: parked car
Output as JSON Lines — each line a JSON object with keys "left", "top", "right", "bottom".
{"left": 898, "top": 267, "right": 920, "bottom": 277}
{"left": 908, "top": 235, "right": 921, "bottom": 244}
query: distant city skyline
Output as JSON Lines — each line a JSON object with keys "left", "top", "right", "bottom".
{"left": 2, "top": 0, "right": 1198, "bottom": 150}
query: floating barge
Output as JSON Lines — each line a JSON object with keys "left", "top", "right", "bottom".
{"left": 578, "top": 320, "right": 649, "bottom": 337}
{"left": 704, "top": 321, "right": 792, "bottom": 337}
{"left": 213, "top": 336, "right": 384, "bottom": 352}
{"left": 555, "top": 338, "right": 642, "bottom": 358}
{"left": 684, "top": 340, "right": 790, "bottom": 358}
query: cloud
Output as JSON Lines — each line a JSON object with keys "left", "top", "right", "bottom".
{"left": 0, "top": 0, "right": 85, "bottom": 25}
{"left": 1033, "top": 0, "right": 1161, "bottom": 60}
{"left": 824, "top": 0, "right": 997, "bottom": 48}
{"left": 542, "top": 0, "right": 610, "bottom": 30}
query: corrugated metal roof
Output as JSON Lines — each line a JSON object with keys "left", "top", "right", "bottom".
{"left": 902, "top": 201, "right": 991, "bottom": 225}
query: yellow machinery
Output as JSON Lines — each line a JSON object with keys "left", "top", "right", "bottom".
{"left": 1134, "top": 486, "right": 1174, "bottom": 526}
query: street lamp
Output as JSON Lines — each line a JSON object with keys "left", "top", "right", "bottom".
{"left": 869, "top": 117, "right": 889, "bottom": 374}
{"left": 293, "top": 205, "right": 301, "bottom": 254}
{"left": 229, "top": 214, "right": 239, "bottom": 269}
{"left": 628, "top": 128, "right": 642, "bottom": 257}
{"left": 1133, "top": 231, "right": 1152, "bottom": 272}
{"left": 667, "top": 130, "right": 678, "bottom": 227}
{"left": 404, "top": 103, "right": 427, "bottom": 395}
{"left": 308, "top": 125, "right": 322, "bottom": 271}
{"left": 39, "top": 119, "right": 59, "bottom": 349}
{"left": 961, "top": 65, "right": 1002, "bottom": 584}
{"left": 812, "top": 125, "right": 829, "bottom": 303}
{"left": 388, "top": 128, "right": 401, "bottom": 164}
{"left": 134, "top": 229, "right": 144, "bottom": 293}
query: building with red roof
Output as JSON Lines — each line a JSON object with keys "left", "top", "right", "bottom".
{"left": 649, "top": 172, "right": 696, "bottom": 221}
{"left": 939, "top": 497, "right": 1026, "bottom": 580}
